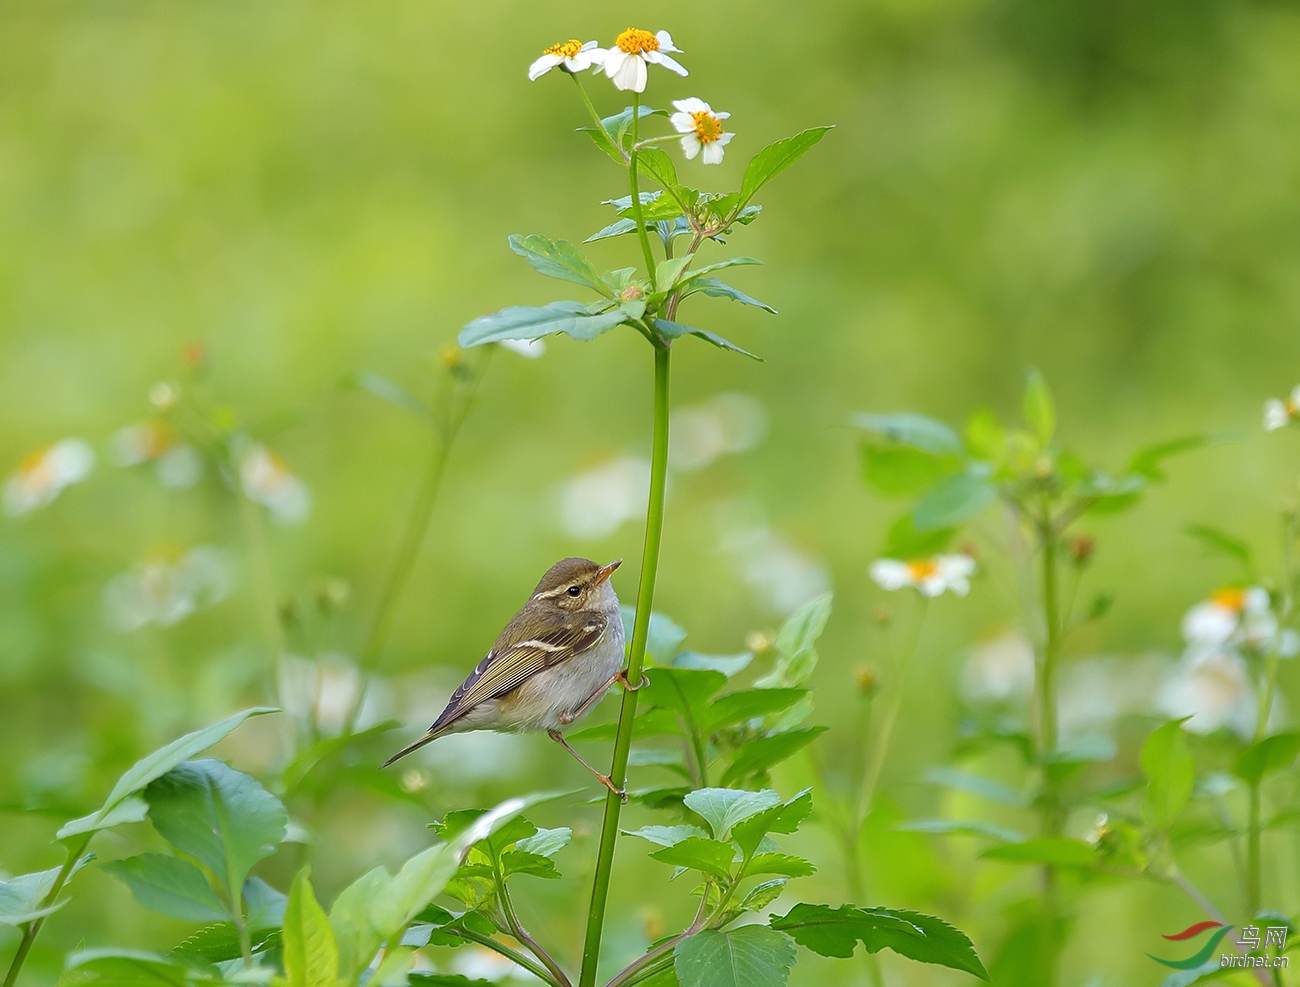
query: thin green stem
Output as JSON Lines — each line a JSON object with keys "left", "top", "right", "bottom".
{"left": 1247, "top": 781, "right": 1262, "bottom": 915}
{"left": 1037, "top": 510, "right": 1063, "bottom": 987}
{"left": 856, "top": 598, "right": 927, "bottom": 824}
{"left": 571, "top": 75, "right": 615, "bottom": 152}
{"left": 579, "top": 345, "right": 671, "bottom": 987}
{"left": 2, "top": 836, "right": 92, "bottom": 987}
{"left": 627, "top": 95, "right": 659, "bottom": 287}
{"left": 496, "top": 862, "right": 571, "bottom": 987}
{"left": 453, "top": 926, "right": 562, "bottom": 987}
{"left": 604, "top": 893, "right": 708, "bottom": 987}
{"left": 238, "top": 492, "right": 285, "bottom": 664}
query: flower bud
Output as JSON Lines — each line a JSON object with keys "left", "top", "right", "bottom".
{"left": 619, "top": 284, "right": 645, "bottom": 302}
{"left": 181, "top": 341, "right": 207, "bottom": 369}
{"left": 854, "top": 663, "right": 879, "bottom": 696}
{"left": 1070, "top": 536, "right": 1095, "bottom": 566}
{"left": 873, "top": 605, "right": 893, "bottom": 625}
{"left": 745, "top": 631, "right": 773, "bottom": 654}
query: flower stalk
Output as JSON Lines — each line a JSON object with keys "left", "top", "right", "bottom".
{"left": 2, "top": 835, "right": 93, "bottom": 987}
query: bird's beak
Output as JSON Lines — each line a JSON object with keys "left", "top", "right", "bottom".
{"left": 593, "top": 559, "right": 622, "bottom": 585}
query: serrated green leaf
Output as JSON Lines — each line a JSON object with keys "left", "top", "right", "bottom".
{"left": 755, "top": 593, "right": 832, "bottom": 689}
{"left": 675, "top": 925, "right": 797, "bottom": 987}
{"left": 721, "top": 728, "right": 828, "bottom": 787}
{"left": 980, "top": 837, "right": 1096, "bottom": 867}
{"left": 1236, "top": 732, "right": 1300, "bottom": 786}
{"left": 1022, "top": 369, "right": 1055, "bottom": 445}
{"left": 460, "top": 302, "right": 625, "bottom": 347}
{"left": 514, "top": 827, "right": 570, "bottom": 858}
{"left": 653, "top": 319, "right": 761, "bottom": 361}
{"left": 102, "top": 854, "right": 229, "bottom": 924}
{"left": 508, "top": 234, "right": 607, "bottom": 293}
{"left": 683, "top": 789, "right": 782, "bottom": 839}
{"left": 771, "top": 904, "right": 989, "bottom": 980}
{"left": 145, "top": 759, "right": 288, "bottom": 901}
{"left": 625, "top": 825, "right": 711, "bottom": 848}
{"left": 739, "top": 127, "right": 834, "bottom": 206}
{"left": 649, "top": 838, "right": 735, "bottom": 879}
{"left": 637, "top": 147, "right": 680, "bottom": 189}
{"left": 913, "top": 466, "right": 995, "bottom": 530}
{"left": 746, "top": 853, "right": 815, "bottom": 877}
{"left": 655, "top": 256, "right": 693, "bottom": 290}
{"left": 851, "top": 413, "right": 963, "bottom": 455}
{"left": 499, "top": 850, "right": 560, "bottom": 880}
{"left": 740, "top": 879, "right": 788, "bottom": 913}
{"left": 685, "top": 278, "right": 777, "bottom": 314}
{"left": 63, "top": 949, "right": 198, "bottom": 987}
{"left": 283, "top": 870, "right": 338, "bottom": 987}
{"left": 706, "top": 689, "right": 808, "bottom": 733}
{"left": 1142, "top": 719, "right": 1196, "bottom": 830}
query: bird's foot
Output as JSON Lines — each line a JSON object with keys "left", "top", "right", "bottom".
{"left": 616, "top": 669, "right": 648, "bottom": 692}
{"left": 597, "top": 773, "right": 629, "bottom": 803}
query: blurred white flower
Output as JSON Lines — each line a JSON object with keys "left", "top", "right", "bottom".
{"left": 498, "top": 338, "right": 546, "bottom": 359}
{"left": 528, "top": 39, "right": 603, "bottom": 81}
{"left": 719, "top": 505, "right": 831, "bottom": 615}
{"left": 278, "top": 652, "right": 373, "bottom": 735}
{"left": 241, "top": 444, "right": 311, "bottom": 525}
{"left": 670, "top": 393, "right": 767, "bottom": 472}
{"left": 103, "top": 545, "right": 234, "bottom": 630}
{"left": 4, "top": 439, "right": 95, "bottom": 516}
{"left": 421, "top": 730, "right": 534, "bottom": 782}
{"left": 558, "top": 456, "right": 650, "bottom": 539}
{"left": 961, "top": 632, "right": 1035, "bottom": 704}
{"left": 870, "top": 554, "right": 976, "bottom": 597}
{"left": 453, "top": 947, "right": 540, "bottom": 982}
{"left": 1155, "top": 646, "right": 1257, "bottom": 738}
{"left": 149, "top": 381, "right": 180, "bottom": 411}
{"left": 1182, "top": 587, "right": 1276, "bottom": 650}
{"left": 603, "top": 29, "right": 686, "bottom": 93}
{"left": 111, "top": 420, "right": 202, "bottom": 489}
{"left": 670, "top": 98, "right": 733, "bottom": 165}
{"left": 1263, "top": 385, "right": 1300, "bottom": 431}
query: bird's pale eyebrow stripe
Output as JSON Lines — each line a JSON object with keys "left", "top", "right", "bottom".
{"left": 514, "top": 639, "right": 568, "bottom": 652}
{"left": 534, "top": 585, "right": 574, "bottom": 600}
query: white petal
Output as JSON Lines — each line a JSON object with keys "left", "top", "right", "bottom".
{"left": 701, "top": 141, "right": 724, "bottom": 165}
{"left": 869, "top": 559, "right": 912, "bottom": 591}
{"left": 669, "top": 112, "right": 694, "bottom": 134}
{"left": 1264, "top": 399, "right": 1288, "bottom": 431}
{"left": 603, "top": 49, "right": 628, "bottom": 78}
{"left": 1243, "top": 587, "right": 1271, "bottom": 614}
{"left": 1182, "top": 602, "right": 1237, "bottom": 645}
{"left": 938, "top": 554, "right": 978, "bottom": 579}
{"left": 580, "top": 40, "right": 598, "bottom": 51}
{"left": 586, "top": 47, "right": 608, "bottom": 66}
{"left": 1290, "top": 384, "right": 1300, "bottom": 406}
{"left": 610, "top": 53, "right": 646, "bottom": 92}
{"left": 679, "top": 135, "right": 701, "bottom": 159}
{"left": 655, "top": 30, "right": 680, "bottom": 52}
{"left": 528, "top": 54, "right": 561, "bottom": 81}
{"left": 672, "top": 97, "right": 706, "bottom": 114}
{"left": 656, "top": 53, "right": 688, "bottom": 76}
{"left": 714, "top": 110, "right": 731, "bottom": 120}
{"left": 717, "top": 132, "right": 734, "bottom": 146}
{"left": 49, "top": 439, "right": 95, "bottom": 485}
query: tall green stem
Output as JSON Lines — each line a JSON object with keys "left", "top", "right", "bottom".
{"left": 2, "top": 836, "right": 92, "bottom": 987}
{"left": 578, "top": 344, "right": 671, "bottom": 987}
{"left": 627, "top": 95, "right": 659, "bottom": 288}
{"left": 1037, "top": 513, "right": 1062, "bottom": 987}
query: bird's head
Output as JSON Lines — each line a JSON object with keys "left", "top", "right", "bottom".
{"left": 531, "top": 557, "right": 622, "bottom": 611}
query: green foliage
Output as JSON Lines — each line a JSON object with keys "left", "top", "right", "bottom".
{"left": 101, "top": 855, "right": 229, "bottom": 924}
{"left": 1235, "top": 732, "right": 1300, "bottom": 786}
{"left": 674, "top": 926, "right": 797, "bottom": 987}
{"left": 283, "top": 870, "right": 339, "bottom": 987}
{"left": 738, "top": 128, "right": 835, "bottom": 207}
{"left": 1142, "top": 719, "right": 1196, "bottom": 830}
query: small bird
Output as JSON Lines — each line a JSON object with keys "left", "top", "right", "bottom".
{"left": 382, "top": 557, "right": 638, "bottom": 796}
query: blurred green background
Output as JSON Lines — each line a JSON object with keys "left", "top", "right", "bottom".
{"left": 2, "top": 0, "right": 1300, "bottom": 983}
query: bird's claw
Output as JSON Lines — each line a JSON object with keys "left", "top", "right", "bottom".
{"left": 597, "top": 774, "right": 628, "bottom": 803}
{"left": 616, "top": 669, "right": 648, "bottom": 692}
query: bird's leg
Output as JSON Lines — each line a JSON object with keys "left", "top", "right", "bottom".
{"left": 549, "top": 729, "right": 627, "bottom": 802}
{"left": 615, "top": 668, "right": 648, "bottom": 691}
{"left": 560, "top": 673, "right": 618, "bottom": 725}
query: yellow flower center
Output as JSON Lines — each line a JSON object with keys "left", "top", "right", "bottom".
{"left": 544, "top": 39, "right": 583, "bottom": 58}
{"left": 616, "top": 28, "right": 659, "bottom": 55}
{"left": 691, "top": 111, "right": 725, "bottom": 144}
{"left": 17, "top": 448, "right": 52, "bottom": 482}
{"left": 907, "top": 558, "right": 940, "bottom": 580}
{"left": 1211, "top": 587, "right": 1247, "bottom": 612}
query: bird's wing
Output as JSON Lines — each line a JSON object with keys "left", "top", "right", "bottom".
{"left": 427, "top": 609, "right": 609, "bottom": 733}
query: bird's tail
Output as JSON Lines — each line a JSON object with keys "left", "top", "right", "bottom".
{"left": 381, "top": 727, "right": 445, "bottom": 768}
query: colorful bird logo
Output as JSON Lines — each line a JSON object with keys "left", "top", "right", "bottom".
{"left": 1149, "top": 921, "right": 1234, "bottom": 969}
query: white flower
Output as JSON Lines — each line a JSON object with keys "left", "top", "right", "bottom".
{"left": 103, "top": 545, "right": 234, "bottom": 630}
{"left": 558, "top": 456, "right": 650, "bottom": 539}
{"left": 1155, "top": 647, "right": 1257, "bottom": 739}
{"left": 111, "top": 420, "right": 202, "bottom": 489}
{"left": 669, "top": 393, "right": 767, "bottom": 472}
{"left": 717, "top": 502, "right": 831, "bottom": 616}
{"left": 961, "top": 632, "right": 1035, "bottom": 703}
{"left": 670, "top": 98, "right": 733, "bottom": 165}
{"left": 3, "top": 439, "right": 95, "bottom": 516}
{"left": 240, "top": 444, "right": 312, "bottom": 525}
{"left": 1263, "top": 385, "right": 1300, "bottom": 431}
{"left": 870, "top": 554, "right": 976, "bottom": 597}
{"left": 498, "top": 338, "right": 546, "bottom": 359}
{"left": 278, "top": 653, "right": 364, "bottom": 735}
{"left": 528, "top": 39, "right": 603, "bottom": 81}
{"left": 1182, "top": 587, "right": 1274, "bottom": 648}
{"left": 603, "top": 29, "right": 686, "bottom": 93}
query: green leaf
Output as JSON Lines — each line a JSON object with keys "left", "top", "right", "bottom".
{"left": 685, "top": 278, "right": 777, "bottom": 314}
{"left": 71, "top": 708, "right": 276, "bottom": 842}
{"left": 1185, "top": 523, "right": 1254, "bottom": 574}
{"left": 923, "top": 768, "right": 1032, "bottom": 808}
{"left": 649, "top": 838, "right": 735, "bottom": 879}
{"left": 283, "top": 870, "right": 339, "bottom": 987}
{"left": 499, "top": 850, "right": 560, "bottom": 880}
{"left": 746, "top": 853, "right": 816, "bottom": 877}
{"left": 328, "top": 866, "right": 389, "bottom": 977}
{"left": 171, "top": 922, "right": 279, "bottom": 962}
{"left": 755, "top": 593, "right": 833, "bottom": 689}
{"left": 675, "top": 925, "right": 797, "bottom": 987}
{"left": 1142, "top": 719, "right": 1196, "bottom": 830}
{"left": 706, "top": 689, "right": 808, "bottom": 733}
{"left": 897, "top": 819, "right": 1026, "bottom": 843}
{"left": 1022, "top": 369, "right": 1055, "bottom": 445}
{"left": 343, "top": 371, "right": 432, "bottom": 420}
{"left": 739, "top": 127, "right": 834, "bottom": 206}
{"left": 913, "top": 465, "right": 995, "bottom": 530}
{"left": 683, "top": 788, "right": 782, "bottom": 839}
{"left": 0, "top": 863, "right": 85, "bottom": 926}
{"left": 408, "top": 976, "right": 498, "bottom": 987}
{"left": 514, "top": 827, "right": 571, "bottom": 858}
{"left": 63, "top": 949, "right": 197, "bottom": 987}
{"left": 677, "top": 257, "right": 763, "bottom": 284}
{"left": 964, "top": 409, "right": 1007, "bottom": 461}
{"left": 1129, "top": 434, "right": 1221, "bottom": 482}
{"left": 655, "top": 256, "right": 694, "bottom": 291}
{"left": 882, "top": 514, "right": 955, "bottom": 559}
{"left": 507, "top": 234, "right": 608, "bottom": 293}
{"left": 460, "top": 302, "right": 626, "bottom": 347}
{"left": 637, "top": 147, "right": 680, "bottom": 189}
{"left": 861, "top": 445, "right": 955, "bottom": 497}
{"left": 641, "top": 666, "right": 728, "bottom": 731}
{"left": 740, "top": 879, "right": 788, "bottom": 913}
{"left": 851, "top": 412, "right": 963, "bottom": 455}
{"left": 57, "top": 797, "right": 149, "bottom": 843}
{"left": 674, "top": 652, "right": 753, "bottom": 677}
{"left": 980, "top": 838, "right": 1096, "bottom": 867}
{"left": 1236, "top": 732, "right": 1300, "bottom": 786}
{"left": 625, "top": 824, "right": 710, "bottom": 848}
{"left": 621, "top": 606, "right": 688, "bottom": 665}
{"left": 653, "top": 319, "right": 761, "bottom": 361}
{"left": 144, "top": 759, "right": 288, "bottom": 901}
{"left": 771, "top": 904, "right": 989, "bottom": 980}
{"left": 721, "top": 728, "right": 828, "bottom": 787}
{"left": 101, "top": 854, "right": 229, "bottom": 924}
{"left": 586, "top": 218, "right": 639, "bottom": 243}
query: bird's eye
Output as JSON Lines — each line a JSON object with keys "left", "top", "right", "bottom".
{"left": 567, "top": 585, "right": 581, "bottom": 597}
